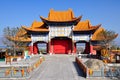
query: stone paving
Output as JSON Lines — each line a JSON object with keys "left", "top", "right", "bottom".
{"left": 0, "top": 54, "right": 112, "bottom": 80}
{"left": 29, "top": 54, "right": 111, "bottom": 80}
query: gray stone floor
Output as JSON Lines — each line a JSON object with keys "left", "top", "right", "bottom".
{"left": 29, "top": 54, "right": 111, "bottom": 80}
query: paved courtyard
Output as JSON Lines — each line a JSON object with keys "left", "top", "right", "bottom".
{"left": 29, "top": 54, "right": 110, "bottom": 80}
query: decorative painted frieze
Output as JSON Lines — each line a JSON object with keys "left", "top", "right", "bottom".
{"left": 49, "top": 26, "right": 72, "bottom": 37}
{"left": 31, "top": 34, "right": 48, "bottom": 42}
{"left": 73, "top": 34, "right": 90, "bottom": 42}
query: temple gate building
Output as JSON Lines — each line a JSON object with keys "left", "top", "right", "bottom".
{"left": 12, "top": 9, "right": 108, "bottom": 55}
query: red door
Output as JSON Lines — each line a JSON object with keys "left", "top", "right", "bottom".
{"left": 53, "top": 40, "right": 69, "bottom": 54}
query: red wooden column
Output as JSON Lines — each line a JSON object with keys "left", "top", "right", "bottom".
{"left": 84, "top": 42, "right": 96, "bottom": 55}
{"left": 84, "top": 42, "right": 90, "bottom": 54}
{"left": 48, "top": 41, "right": 51, "bottom": 54}
{"left": 68, "top": 39, "right": 72, "bottom": 54}
{"left": 48, "top": 40, "right": 53, "bottom": 54}
{"left": 29, "top": 46, "right": 33, "bottom": 55}
{"left": 46, "top": 43, "right": 49, "bottom": 53}
{"left": 33, "top": 43, "right": 38, "bottom": 54}
{"left": 90, "top": 45, "right": 96, "bottom": 55}
{"left": 29, "top": 42, "right": 34, "bottom": 55}
{"left": 74, "top": 43, "right": 77, "bottom": 53}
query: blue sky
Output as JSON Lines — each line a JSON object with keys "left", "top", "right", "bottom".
{"left": 0, "top": 0, "right": 120, "bottom": 45}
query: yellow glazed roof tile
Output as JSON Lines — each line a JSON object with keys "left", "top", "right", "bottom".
{"left": 31, "top": 21, "right": 44, "bottom": 29}
{"left": 40, "top": 9, "right": 82, "bottom": 22}
{"left": 22, "top": 21, "right": 49, "bottom": 32}
{"left": 92, "top": 27, "right": 118, "bottom": 41}
{"left": 91, "top": 27, "right": 105, "bottom": 40}
{"left": 15, "top": 28, "right": 27, "bottom": 37}
{"left": 48, "top": 9, "right": 74, "bottom": 21}
{"left": 74, "top": 20, "right": 91, "bottom": 30}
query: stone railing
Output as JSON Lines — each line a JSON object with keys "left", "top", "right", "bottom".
{"left": 75, "top": 57, "right": 88, "bottom": 77}
{"left": 76, "top": 57, "right": 104, "bottom": 78}
{"left": 0, "top": 56, "right": 45, "bottom": 79}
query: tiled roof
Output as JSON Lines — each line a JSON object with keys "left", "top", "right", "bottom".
{"left": 40, "top": 9, "right": 82, "bottom": 22}
{"left": 22, "top": 21, "right": 49, "bottom": 32}
{"left": 31, "top": 21, "right": 44, "bottom": 29}
{"left": 7, "top": 36, "right": 31, "bottom": 42}
{"left": 92, "top": 28, "right": 118, "bottom": 41}
{"left": 74, "top": 20, "right": 90, "bottom": 30}
{"left": 15, "top": 37, "right": 31, "bottom": 42}
{"left": 91, "top": 27, "right": 105, "bottom": 40}
{"left": 48, "top": 9, "right": 74, "bottom": 21}
{"left": 73, "top": 20, "right": 100, "bottom": 31}
{"left": 15, "top": 28, "right": 27, "bottom": 37}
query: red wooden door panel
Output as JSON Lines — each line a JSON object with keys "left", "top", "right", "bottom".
{"left": 53, "top": 40, "right": 68, "bottom": 54}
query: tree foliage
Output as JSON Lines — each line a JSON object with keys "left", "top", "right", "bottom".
{"left": 98, "top": 29, "right": 118, "bottom": 49}
{"left": 3, "top": 26, "right": 28, "bottom": 47}
{"left": 98, "top": 29, "right": 118, "bottom": 61}
{"left": 3, "top": 27, "right": 28, "bottom": 55}
{"left": 3, "top": 27, "right": 19, "bottom": 47}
